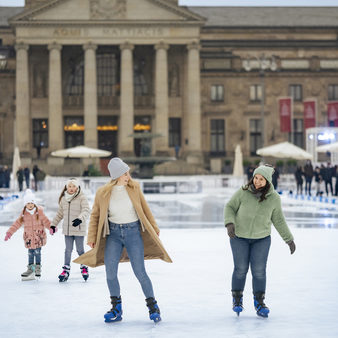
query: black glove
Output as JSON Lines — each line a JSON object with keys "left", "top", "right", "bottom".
{"left": 287, "top": 240, "right": 296, "bottom": 255}
{"left": 72, "top": 218, "right": 82, "bottom": 227}
{"left": 50, "top": 226, "right": 56, "bottom": 234}
{"left": 226, "top": 223, "right": 236, "bottom": 238}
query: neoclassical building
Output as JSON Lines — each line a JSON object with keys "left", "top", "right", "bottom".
{"left": 1, "top": 0, "right": 338, "bottom": 174}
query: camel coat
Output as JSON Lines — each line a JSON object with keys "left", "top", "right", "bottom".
{"left": 74, "top": 180, "right": 172, "bottom": 267}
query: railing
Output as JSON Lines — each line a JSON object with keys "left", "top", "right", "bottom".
{"left": 63, "top": 96, "right": 84, "bottom": 108}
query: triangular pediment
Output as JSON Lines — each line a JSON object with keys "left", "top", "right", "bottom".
{"left": 10, "top": 0, "right": 205, "bottom": 24}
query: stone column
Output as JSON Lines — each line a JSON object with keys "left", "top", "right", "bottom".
{"left": 15, "top": 43, "right": 30, "bottom": 153}
{"left": 186, "top": 41, "right": 202, "bottom": 164}
{"left": 48, "top": 42, "right": 63, "bottom": 151}
{"left": 154, "top": 41, "right": 169, "bottom": 156}
{"left": 119, "top": 42, "right": 134, "bottom": 156}
{"left": 83, "top": 42, "right": 98, "bottom": 148}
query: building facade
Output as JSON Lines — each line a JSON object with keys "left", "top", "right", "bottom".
{"left": 1, "top": 1, "right": 338, "bottom": 174}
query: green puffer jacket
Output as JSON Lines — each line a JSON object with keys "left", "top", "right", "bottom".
{"left": 224, "top": 185, "right": 294, "bottom": 242}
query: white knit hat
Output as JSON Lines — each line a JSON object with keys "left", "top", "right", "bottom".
{"left": 23, "top": 189, "right": 36, "bottom": 205}
{"left": 66, "top": 178, "right": 80, "bottom": 188}
{"left": 108, "top": 158, "right": 130, "bottom": 180}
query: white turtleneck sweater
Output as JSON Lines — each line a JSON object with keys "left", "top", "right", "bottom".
{"left": 108, "top": 185, "right": 139, "bottom": 224}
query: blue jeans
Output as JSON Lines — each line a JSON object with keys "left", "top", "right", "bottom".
{"left": 28, "top": 247, "right": 41, "bottom": 265}
{"left": 64, "top": 235, "right": 85, "bottom": 266}
{"left": 104, "top": 220, "right": 154, "bottom": 298}
{"left": 230, "top": 236, "right": 271, "bottom": 294}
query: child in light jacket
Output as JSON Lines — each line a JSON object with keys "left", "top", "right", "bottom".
{"left": 51, "top": 178, "right": 90, "bottom": 282}
{"left": 4, "top": 189, "right": 52, "bottom": 280}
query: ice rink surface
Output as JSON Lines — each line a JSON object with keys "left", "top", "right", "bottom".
{"left": 1, "top": 187, "right": 338, "bottom": 338}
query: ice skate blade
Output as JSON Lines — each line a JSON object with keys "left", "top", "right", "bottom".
{"left": 22, "top": 275, "right": 35, "bottom": 281}
{"left": 150, "top": 315, "right": 161, "bottom": 323}
{"left": 104, "top": 315, "right": 122, "bottom": 323}
{"left": 256, "top": 311, "right": 269, "bottom": 318}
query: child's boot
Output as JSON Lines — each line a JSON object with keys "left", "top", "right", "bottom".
{"left": 104, "top": 296, "right": 122, "bottom": 323}
{"left": 21, "top": 264, "right": 35, "bottom": 281}
{"left": 35, "top": 264, "right": 41, "bottom": 278}
{"left": 58, "top": 265, "right": 70, "bottom": 282}
{"left": 146, "top": 297, "right": 161, "bottom": 323}
{"left": 80, "top": 264, "right": 89, "bottom": 281}
{"left": 254, "top": 292, "right": 270, "bottom": 318}
{"left": 232, "top": 290, "right": 244, "bottom": 316}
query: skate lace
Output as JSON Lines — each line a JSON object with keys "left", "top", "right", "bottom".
{"left": 81, "top": 267, "right": 88, "bottom": 274}
{"left": 147, "top": 301, "right": 160, "bottom": 314}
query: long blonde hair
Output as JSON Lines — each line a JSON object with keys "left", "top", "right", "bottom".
{"left": 101, "top": 177, "right": 136, "bottom": 198}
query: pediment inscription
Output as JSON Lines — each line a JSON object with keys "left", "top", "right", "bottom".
{"left": 90, "top": 0, "right": 127, "bottom": 19}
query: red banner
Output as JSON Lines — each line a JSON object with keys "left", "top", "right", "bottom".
{"left": 279, "top": 97, "right": 292, "bottom": 133}
{"left": 303, "top": 99, "right": 316, "bottom": 129}
{"left": 327, "top": 101, "right": 338, "bottom": 127}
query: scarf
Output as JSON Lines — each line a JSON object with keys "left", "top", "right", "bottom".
{"left": 26, "top": 207, "right": 36, "bottom": 215}
{"left": 250, "top": 183, "right": 263, "bottom": 199}
{"left": 65, "top": 191, "right": 76, "bottom": 202}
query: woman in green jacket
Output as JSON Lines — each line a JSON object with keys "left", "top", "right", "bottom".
{"left": 224, "top": 165, "right": 296, "bottom": 318}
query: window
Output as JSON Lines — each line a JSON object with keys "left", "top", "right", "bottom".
{"left": 210, "top": 119, "right": 225, "bottom": 155}
{"left": 291, "top": 119, "right": 304, "bottom": 148}
{"left": 32, "top": 119, "right": 48, "bottom": 148}
{"left": 211, "top": 85, "right": 224, "bottom": 102}
{"left": 169, "top": 118, "right": 181, "bottom": 147}
{"left": 328, "top": 85, "right": 338, "bottom": 101}
{"left": 134, "top": 116, "right": 151, "bottom": 157}
{"left": 64, "top": 116, "right": 84, "bottom": 148}
{"left": 66, "top": 58, "right": 84, "bottom": 96}
{"left": 289, "top": 84, "right": 302, "bottom": 102}
{"left": 249, "top": 119, "right": 262, "bottom": 155}
{"left": 134, "top": 58, "right": 148, "bottom": 96}
{"left": 98, "top": 116, "right": 118, "bottom": 156}
{"left": 250, "top": 84, "right": 263, "bottom": 102}
{"left": 97, "top": 54, "right": 119, "bottom": 96}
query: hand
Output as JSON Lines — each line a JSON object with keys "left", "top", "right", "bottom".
{"left": 72, "top": 218, "right": 82, "bottom": 227}
{"left": 88, "top": 242, "right": 95, "bottom": 249}
{"left": 49, "top": 226, "right": 57, "bottom": 235}
{"left": 226, "top": 223, "right": 236, "bottom": 238}
{"left": 287, "top": 240, "right": 296, "bottom": 255}
{"left": 4, "top": 232, "right": 11, "bottom": 241}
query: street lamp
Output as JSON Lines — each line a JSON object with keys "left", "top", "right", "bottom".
{"left": 243, "top": 54, "right": 278, "bottom": 148}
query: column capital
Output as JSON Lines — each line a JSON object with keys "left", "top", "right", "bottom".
{"left": 48, "top": 42, "right": 62, "bottom": 51}
{"left": 120, "top": 41, "right": 134, "bottom": 51}
{"left": 187, "top": 40, "right": 201, "bottom": 51}
{"left": 83, "top": 42, "right": 98, "bottom": 51}
{"left": 15, "top": 42, "right": 29, "bottom": 52}
{"left": 154, "top": 41, "right": 169, "bottom": 51}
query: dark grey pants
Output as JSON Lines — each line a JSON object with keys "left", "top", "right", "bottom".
{"left": 64, "top": 235, "right": 85, "bottom": 266}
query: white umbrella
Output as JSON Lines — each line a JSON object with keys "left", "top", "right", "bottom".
{"left": 233, "top": 144, "right": 244, "bottom": 177}
{"left": 256, "top": 141, "right": 313, "bottom": 160}
{"left": 51, "top": 146, "right": 111, "bottom": 158}
{"left": 316, "top": 142, "right": 338, "bottom": 153}
{"left": 12, "top": 146, "right": 21, "bottom": 177}
{"left": 11, "top": 146, "right": 21, "bottom": 190}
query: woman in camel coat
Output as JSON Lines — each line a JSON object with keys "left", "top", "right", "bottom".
{"left": 74, "top": 158, "right": 172, "bottom": 324}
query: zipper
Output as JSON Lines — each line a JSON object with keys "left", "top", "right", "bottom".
{"left": 67, "top": 201, "right": 71, "bottom": 236}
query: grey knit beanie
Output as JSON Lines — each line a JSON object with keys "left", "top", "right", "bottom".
{"left": 253, "top": 165, "right": 274, "bottom": 184}
{"left": 108, "top": 157, "right": 130, "bottom": 180}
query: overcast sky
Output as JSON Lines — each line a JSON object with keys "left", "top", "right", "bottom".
{"left": 0, "top": 0, "right": 338, "bottom": 7}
